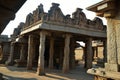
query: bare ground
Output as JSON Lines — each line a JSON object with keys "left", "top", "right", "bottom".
{"left": 0, "top": 64, "right": 94, "bottom": 80}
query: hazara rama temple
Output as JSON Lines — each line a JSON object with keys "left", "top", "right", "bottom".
{"left": 0, "top": 3, "right": 107, "bottom": 76}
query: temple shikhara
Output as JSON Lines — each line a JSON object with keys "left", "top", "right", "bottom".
{"left": 0, "top": 2, "right": 107, "bottom": 79}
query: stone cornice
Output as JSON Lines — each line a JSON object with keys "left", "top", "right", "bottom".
{"left": 86, "top": 0, "right": 116, "bottom": 18}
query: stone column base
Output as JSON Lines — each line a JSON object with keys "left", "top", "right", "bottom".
{"left": 5, "top": 60, "right": 15, "bottom": 66}
{"left": 105, "top": 63, "right": 119, "bottom": 72}
{"left": 37, "top": 67, "right": 45, "bottom": 76}
{"left": 0, "top": 55, "right": 9, "bottom": 64}
{"left": 0, "top": 58, "right": 7, "bottom": 64}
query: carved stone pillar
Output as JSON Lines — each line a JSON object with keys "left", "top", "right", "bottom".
{"left": 5, "top": 42, "right": 15, "bottom": 65}
{"left": 62, "top": 34, "right": 71, "bottom": 73}
{"left": 93, "top": 47, "right": 98, "bottom": 58}
{"left": 49, "top": 37, "right": 54, "bottom": 69}
{"left": 0, "top": 43, "right": 10, "bottom": 64}
{"left": 92, "top": 47, "right": 95, "bottom": 59}
{"left": 37, "top": 31, "right": 46, "bottom": 75}
{"left": 59, "top": 47, "right": 63, "bottom": 69}
{"left": 0, "top": 45, "right": 2, "bottom": 59}
{"left": 20, "top": 44, "right": 26, "bottom": 61}
{"left": 70, "top": 38, "right": 76, "bottom": 69}
{"left": 15, "top": 43, "right": 27, "bottom": 67}
{"left": 105, "top": 18, "right": 119, "bottom": 72}
{"left": 86, "top": 38, "right": 93, "bottom": 69}
{"left": 27, "top": 35, "right": 34, "bottom": 70}
{"left": 103, "top": 40, "right": 107, "bottom": 63}
{"left": 84, "top": 44, "right": 87, "bottom": 68}
{"left": 96, "top": 47, "right": 98, "bottom": 57}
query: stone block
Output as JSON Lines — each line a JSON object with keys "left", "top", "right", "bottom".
{"left": 105, "top": 63, "right": 119, "bottom": 72}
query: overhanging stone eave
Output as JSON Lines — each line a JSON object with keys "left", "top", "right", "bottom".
{"left": 20, "top": 22, "right": 42, "bottom": 35}
{"left": 86, "top": 0, "right": 114, "bottom": 12}
{"left": 20, "top": 22, "right": 106, "bottom": 38}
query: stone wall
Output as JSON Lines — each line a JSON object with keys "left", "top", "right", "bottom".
{"left": 106, "top": 6, "right": 120, "bottom": 71}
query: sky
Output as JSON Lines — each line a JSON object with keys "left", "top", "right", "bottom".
{"left": 2, "top": 0, "right": 105, "bottom": 36}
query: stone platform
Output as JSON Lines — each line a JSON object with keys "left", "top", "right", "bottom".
{"left": 87, "top": 68, "right": 120, "bottom": 80}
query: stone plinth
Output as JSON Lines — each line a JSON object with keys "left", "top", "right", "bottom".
{"left": 105, "top": 63, "right": 119, "bottom": 72}
{"left": 87, "top": 68, "right": 120, "bottom": 80}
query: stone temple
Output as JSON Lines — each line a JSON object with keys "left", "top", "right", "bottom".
{"left": 87, "top": 0, "right": 120, "bottom": 80}
{"left": 0, "top": 3, "right": 107, "bottom": 76}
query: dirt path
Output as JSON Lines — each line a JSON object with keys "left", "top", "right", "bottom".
{"left": 0, "top": 65, "right": 93, "bottom": 80}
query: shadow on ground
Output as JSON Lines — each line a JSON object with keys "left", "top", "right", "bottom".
{"left": 4, "top": 75, "right": 37, "bottom": 80}
{"left": 0, "top": 61, "right": 94, "bottom": 80}
{"left": 44, "top": 66, "right": 93, "bottom": 80}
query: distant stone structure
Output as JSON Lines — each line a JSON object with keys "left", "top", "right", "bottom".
{"left": 0, "top": 35, "right": 10, "bottom": 64}
{"left": 5, "top": 22, "right": 25, "bottom": 65}
{"left": 87, "top": 0, "right": 120, "bottom": 80}
{"left": 3, "top": 3, "right": 107, "bottom": 76}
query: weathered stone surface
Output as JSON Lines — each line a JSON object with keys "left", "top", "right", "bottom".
{"left": 115, "top": 20, "right": 120, "bottom": 65}
{"left": 5, "top": 42, "right": 15, "bottom": 65}
{"left": 21, "top": 22, "right": 106, "bottom": 38}
{"left": 22, "top": 3, "right": 106, "bottom": 33}
{"left": 33, "top": 4, "right": 44, "bottom": 22}
{"left": 0, "top": 43, "right": 10, "bottom": 63}
{"left": 86, "top": 38, "right": 93, "bottom": 69}
{"left": 105, "top": 18, "right": 120, "bottom": 72}
{"left": 20, "top": 44, "right": 26, "bottom": 61}
{"left": 94, "top": 76, "right": 108, "bottom": 80}
{"left": 72, "top": 8, "right": 87, "bottom": 24}
{"left": 105, "top": 63, "right": 119, "bottom": 72}
{"left": 87, "top": 68, "right": 120, "bottom": 80}
{"left": 11, "top": 22, "right": 24, "bottom": 41}
{"left": 87, "top": 1, "right": 120, "bottom": 80}
{"left": 107, "top": 19, "right": 117, "bottom": 64}
{"left": 48, "top": 37, "right": 54, "bottom": 69}
{"left": 27, "top": 35, "right": 34, "bottom": 70}
{"left": 37, "top": 31, "right": 47, "bottom": 75}
{"left": 92, "top": 17, "right": 104, "bottom": 30}
{"left": 103, "top": 40, "right": 107, "bottom": 63}
{"left": 70, "top": 39, "right": 76, "bottom": 69}
{"left": 62, "top": 34, "right": 71, "bottom": 73}
{"left": 25, "top": 13, "right": 34, "bottom": 27}
{"left": 0, "top": 35, "right": 10, "bottom": 64}
{"left": 45, "top": 3, "right": 64, "bottom": 22}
